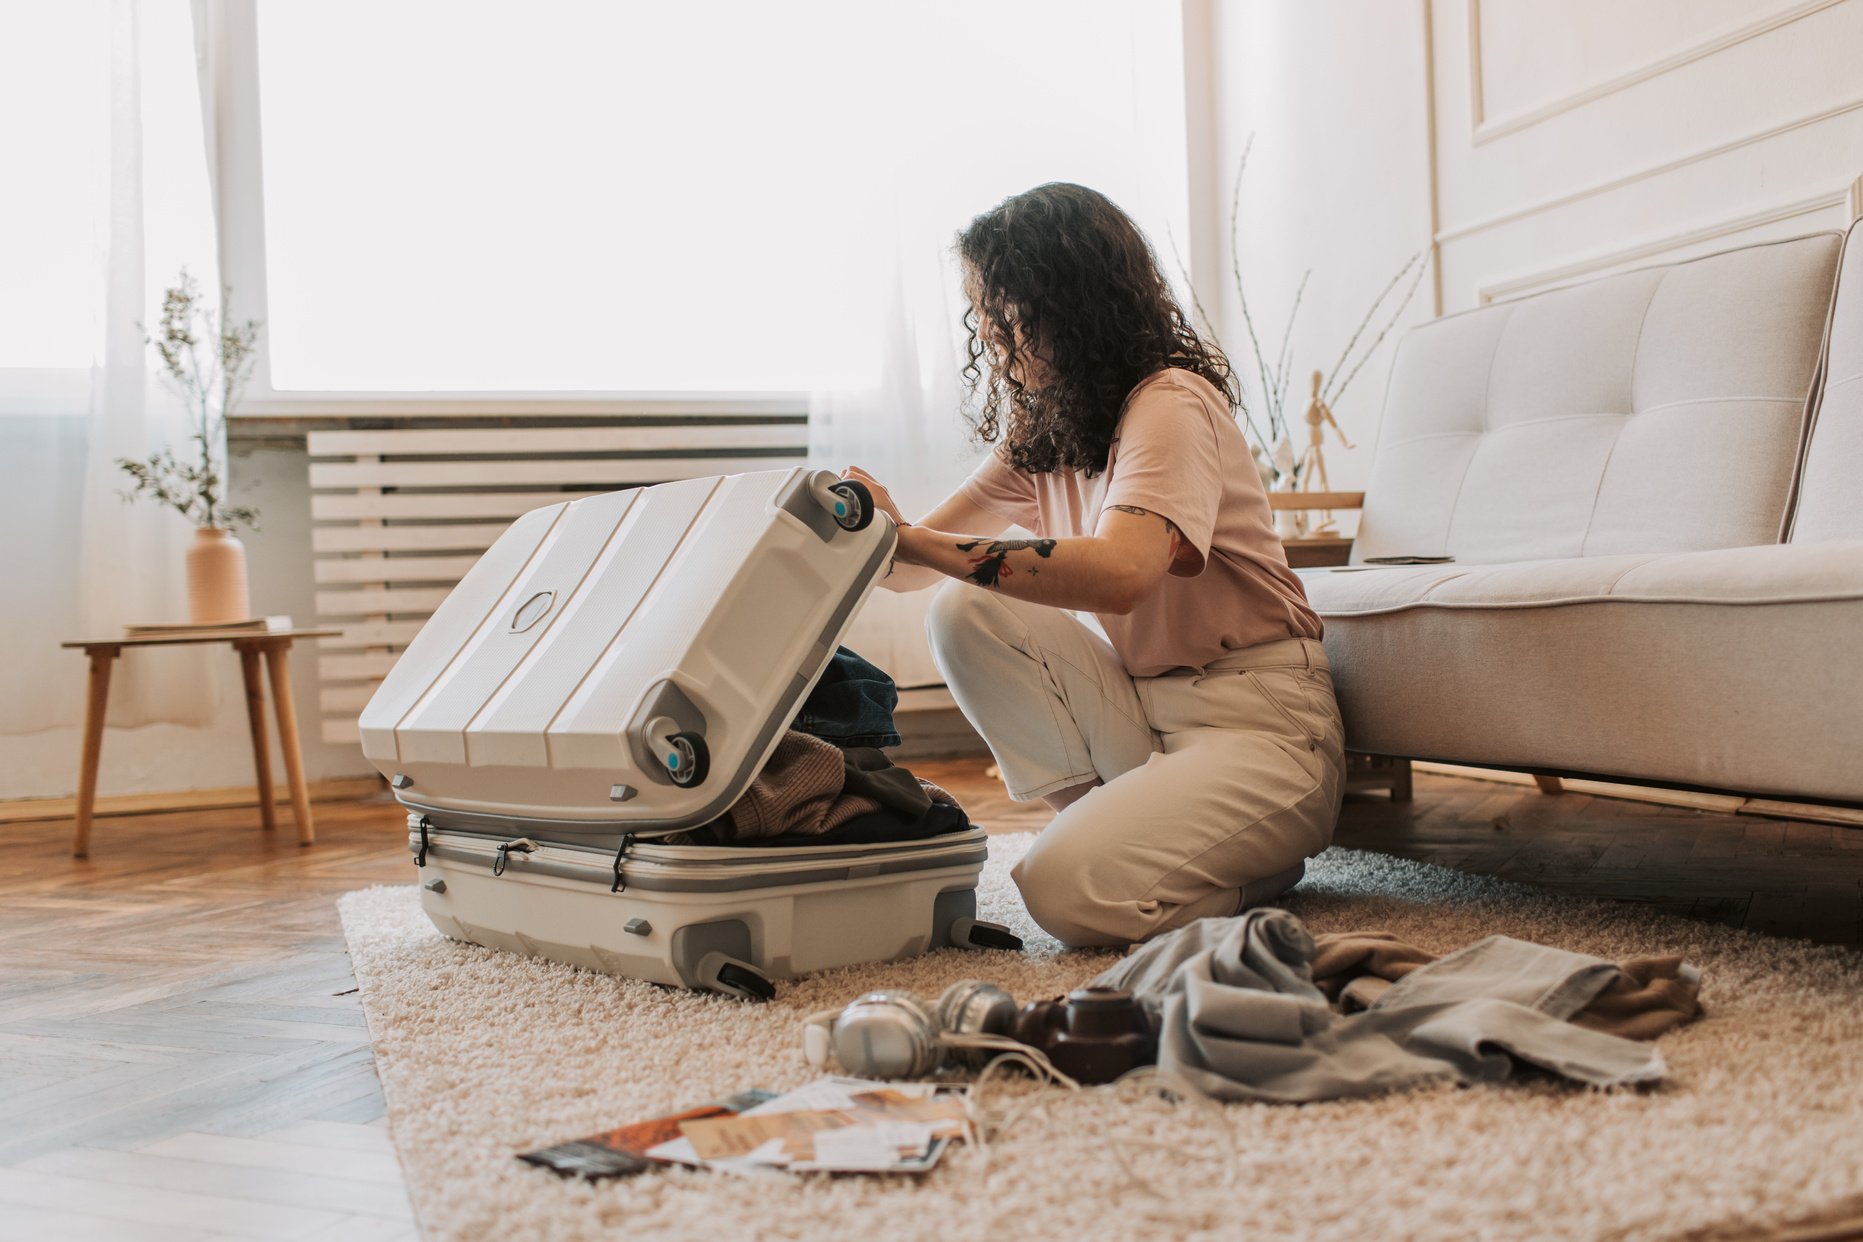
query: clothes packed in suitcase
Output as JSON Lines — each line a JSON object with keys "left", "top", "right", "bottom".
{"left": 358, "top": 468, "right": 1021, "bottom": 1000}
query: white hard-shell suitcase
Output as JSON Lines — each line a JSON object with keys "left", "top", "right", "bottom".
{"left": 359, "top": 467, "right": 1020, "bottom": 999}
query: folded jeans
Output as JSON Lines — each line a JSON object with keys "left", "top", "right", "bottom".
{"left": 792, "top": 646, "right": 901, "bottom": 750}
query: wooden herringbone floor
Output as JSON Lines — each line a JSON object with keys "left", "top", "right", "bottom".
{"left": 1, "top": 762, "right": 1859, "bottom": 1239}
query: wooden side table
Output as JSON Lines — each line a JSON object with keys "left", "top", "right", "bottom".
{"left": 1271, "top": 490, "right": 1364, "bottom": 568}
{"left": 61, "top": 629, "right": 340, "bottom": 858}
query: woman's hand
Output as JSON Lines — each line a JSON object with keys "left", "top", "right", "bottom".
{"left": 839, "top": 466, "right": 906, "bottom": 527}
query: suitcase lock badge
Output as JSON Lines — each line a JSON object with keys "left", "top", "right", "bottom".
{"left": 509, "top": 590, "right": 556, "bottom": 633}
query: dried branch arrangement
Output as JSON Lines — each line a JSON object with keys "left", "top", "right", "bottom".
{"left": 1175, "top": 135, "right": 1429, "bottom": 482}
{"left": 117, "top": 270, "right": 263, "bottom": 530}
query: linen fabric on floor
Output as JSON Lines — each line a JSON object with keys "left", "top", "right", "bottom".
{"left": 1091, "top": 909, "right": 1675, "bottom": 1102}
{"left": 338, "top": 835, "right": 1863, "bottom": 1242}
{"left": 1307, "top": 928, "right": 1703, "bottom": 1037}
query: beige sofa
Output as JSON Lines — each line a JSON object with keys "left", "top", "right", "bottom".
{"left": 1302, "top": 221, "right": 1863, "bottom": 806}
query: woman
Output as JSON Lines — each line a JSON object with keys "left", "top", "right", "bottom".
{"left": 843, "top": 182, "right": 1344, "bottom": 948}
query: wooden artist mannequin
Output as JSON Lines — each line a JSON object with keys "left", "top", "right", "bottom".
{"left": 1297, "top": 370, "right": 1355, "bottom": 534}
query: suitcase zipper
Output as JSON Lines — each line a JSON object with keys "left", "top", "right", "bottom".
{"left": 493, "top": 838, "right": 539, "bottom": 876}
{"left": 581, "top": 838, "right": 987, "bottom": 883}
{"left": 610, "top": 832, "right": 637, "bottom": 894}
{"left": 626, "top": 829, "right": 987, "bottom": 865}
{"left": 422, "top": 831, "right": 986, "bottom": 885}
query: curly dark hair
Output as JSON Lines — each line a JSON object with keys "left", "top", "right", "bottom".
{"left": 956, "top": 182, "right": 1238, "bottom": 476}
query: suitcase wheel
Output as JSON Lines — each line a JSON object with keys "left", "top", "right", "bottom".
{"left": 950, "top": 917, "right": 1024, "bottom": 952}
{"left": 665, "top": 732, "right": 710, "bottom": 787}
{"left": 826, "top": 479, "right": 876, "bottom": 532}
{"left": 697, "top": 952, "right": 777, "bottom": 1002}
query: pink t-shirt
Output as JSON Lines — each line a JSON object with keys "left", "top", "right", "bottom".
{"left": 958, "top": 367, "right": 1322, "bottom": 677}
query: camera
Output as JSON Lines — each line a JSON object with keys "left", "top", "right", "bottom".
{"left": 1009, "top": 986, "right": 1159, "bottom": 1084}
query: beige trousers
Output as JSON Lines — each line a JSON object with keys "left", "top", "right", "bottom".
{"left": 926, "top": 582, "right": 1346, "bottom": 948}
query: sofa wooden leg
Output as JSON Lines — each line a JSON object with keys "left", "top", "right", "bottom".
{"left": 1534, "top": 774, "right": 1565, "bottom": 795}
{"left": 1345, "top": 753, "right": 1413, "bottom": 802}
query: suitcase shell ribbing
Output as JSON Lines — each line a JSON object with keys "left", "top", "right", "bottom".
{"left": 361, "top": 468, "right": 894, "bottom": 839}
{"left": 361, "top": 468, "right": 1018, "bottom": 998}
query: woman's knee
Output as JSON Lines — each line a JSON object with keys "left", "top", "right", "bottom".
{"left": 1011, "top": 836, "right": 1136, "bottom": 948}
{"left": 924, "top": 580, "right": 1011, "bottom": 667}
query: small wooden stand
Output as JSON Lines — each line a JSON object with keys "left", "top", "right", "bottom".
{"left": 1272, "top": 491, "right": 1364, "bottom": 568}
{"left": 61, "top": 628, "right": 339, "bottom": 857}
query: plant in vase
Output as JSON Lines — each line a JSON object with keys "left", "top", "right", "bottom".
{"left": 1173, "top": 135, "right": 1428, "bottom": 538}
{"left": 116, "top": 270, "right": 263, "bottom": 626}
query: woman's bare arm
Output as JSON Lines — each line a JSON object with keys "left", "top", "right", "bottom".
{"left": 838, "top": 467, "right": 1012, "bottom": 593}
{"left": 897, "top": 506, "right": 1177, "bottom": 614}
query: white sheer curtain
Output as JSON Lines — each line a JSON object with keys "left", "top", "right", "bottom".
{"left": 807, "top": 0, "right": 1192, "bottom": 686}
{"left": 0, "top": 0, "right": 224, "bottom": 733}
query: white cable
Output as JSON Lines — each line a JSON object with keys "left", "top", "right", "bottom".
{"left": 962, "top": 1056, "right": 1240, "bottom": 1204}
{"left": 803, "top": 998, "right": 1237, "bottom": 1203}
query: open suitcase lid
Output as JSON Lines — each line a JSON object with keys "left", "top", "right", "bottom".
{"left": 358, "top": 468, "right": 897, "bottom": 837}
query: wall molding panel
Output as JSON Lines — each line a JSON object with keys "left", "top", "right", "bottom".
{"left": 1466, "top": 0, "right": 1848, "bottom": 143}
{"left": 1437, "top": 94, "right": 1863, "bottom": 245}
{"left": 1474, "top": 185, "right": 1855, "bottom": 304}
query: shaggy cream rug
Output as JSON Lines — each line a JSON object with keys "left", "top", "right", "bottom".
{"left": 338, "top": 835, "right": 1863, "bottom": 1242}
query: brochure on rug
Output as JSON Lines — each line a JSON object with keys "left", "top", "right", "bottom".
{"left": 518, "top": 1088, "right": 778, "bottom": 1179}
{"left": 646, "top": 1075, "right": 970, "bottom": 1175}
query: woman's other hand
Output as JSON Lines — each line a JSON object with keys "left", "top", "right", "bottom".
{"left": 839, "top": 466, "right": 906, "bottom": 526}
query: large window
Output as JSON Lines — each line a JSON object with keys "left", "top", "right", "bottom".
{"left": 0, "top": 5, "right": 105, "bottom": 378}
{"left": 0, "top": 2, "right": 218, "bottom": 415}
{"left": 254, "top": 0, "right": 1186, "bottom": 394}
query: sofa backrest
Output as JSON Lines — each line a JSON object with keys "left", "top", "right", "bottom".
{"left": 1354, "top": 232, "right": 1841, "bottom": 565}
{"left": 1787, "top": 218, "right": 1863, "bottom": 543}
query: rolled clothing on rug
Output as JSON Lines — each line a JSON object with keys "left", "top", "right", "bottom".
{"left": 1090, "top": 908, "right": 1682, "bottom": 1103}
{"left": 1569, "top": 954, "right": 1704, "bottom": 1040}
{"left": 1312, "top": 930, "right": 1703, "bottom": 1039}
{"left": 669, "top": 730, "right": 965, "bottom": 846}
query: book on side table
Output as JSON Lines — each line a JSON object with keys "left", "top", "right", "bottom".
{"left": 125, "top": 615, "right": 294, "bottom": 636}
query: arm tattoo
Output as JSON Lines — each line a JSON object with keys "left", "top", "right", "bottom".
{"left": 1106, "top": 504, "right": 1177, "bottom": 535}
{"left": 954, "top": 536, "right": 1056, "bottom": 589}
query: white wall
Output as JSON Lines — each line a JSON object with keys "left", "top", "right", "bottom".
{"left": 1194, "top": 0, "right": 1438, "bottom": 524}
{"left": 1432, "top": 0, "right": 1863, "bottom": 307}
{"left": 1, "top": 436, "right": 373, "bottom": 803}
{"left": 1194, "top": 0, "right": 1863, "bottom": 512}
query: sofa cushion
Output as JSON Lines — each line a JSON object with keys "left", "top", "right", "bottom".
{"left": 1355, "top": 233, "right": 1842, "bottom": 566}
{"left": 1304, "top": 543, "right": 1863, "bottom": 802}
{"left": 1790, "top": 218, "right": 1863, "bottom": 543}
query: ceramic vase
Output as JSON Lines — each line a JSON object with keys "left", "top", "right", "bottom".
{"left": 1270, "top": 435, "right": 1306, "bottom": 539}
{"left": 1250, "top": 442, "right": 1277, "bottom": 490}
{"left": 186, "top": 526, "right": 251, "bottom": 625}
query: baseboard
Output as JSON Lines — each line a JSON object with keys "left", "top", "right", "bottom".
{"left": 894, "top": 686, "right": 957, "bottom": 713}
{"left": 0, "top": 776, "right": 387, "bottom": 824}
{"left": 890, "top": 697, "right": 990, "bottom": 762}
{"left": 1417, "top": 763, "right": 1863, "bottom": 827}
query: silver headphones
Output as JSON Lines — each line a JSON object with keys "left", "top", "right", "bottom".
{"left": 802, "top": 979, "right": 1020, "bottom": 1078}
